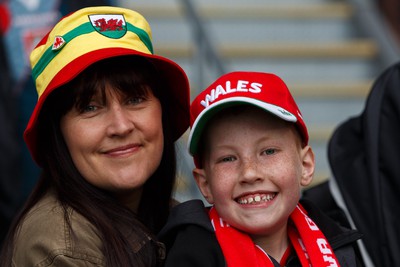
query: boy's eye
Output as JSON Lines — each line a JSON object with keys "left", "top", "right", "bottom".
{"left": 263, "top": 148, "right": 276, "bottom": 155}
{"left": 220, "top": 156, "right": 236, "bottom": 163}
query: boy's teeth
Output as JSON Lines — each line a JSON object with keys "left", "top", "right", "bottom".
{"left": 237, "top": 193, "right": 275, "bottom": 205}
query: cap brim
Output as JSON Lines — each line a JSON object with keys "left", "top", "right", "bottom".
{"left": 188, "top": 96, "right": 297, "bottom": 156}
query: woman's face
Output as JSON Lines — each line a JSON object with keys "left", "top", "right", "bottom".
{"left": 60, "top": 83, "right": 164, "bottom": 201}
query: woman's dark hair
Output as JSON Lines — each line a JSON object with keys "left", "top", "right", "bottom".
{"left": 0, "top": 56, "right": 177, "bottom": 266}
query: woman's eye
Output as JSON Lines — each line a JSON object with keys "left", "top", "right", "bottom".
{"left": 127, "top": 96, "right": 145, "bottom": 105}
{"left": 263, "top": 148, "right": 276, "bottom": 155}
{"left": 82, "top": 105, "right": 98, "bottom": 113}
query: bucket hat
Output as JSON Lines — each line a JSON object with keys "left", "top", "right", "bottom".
{"left": 24, "top": 6, "right": 190, "bottom": 165}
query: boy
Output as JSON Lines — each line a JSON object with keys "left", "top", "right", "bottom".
{"left": 159, "top": 71, "right": 363, "bottom": 266}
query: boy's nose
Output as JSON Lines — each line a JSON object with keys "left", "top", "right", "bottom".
{"left": 240, "top": 158, "right": 263, "bottom": 184}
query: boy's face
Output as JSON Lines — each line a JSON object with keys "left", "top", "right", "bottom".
{"left": 193, "top": 106, "right": 314, "bottom": 237}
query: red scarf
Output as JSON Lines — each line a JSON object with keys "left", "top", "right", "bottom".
{"left": 209, "top": 204, "right": 340, "bottom": 267}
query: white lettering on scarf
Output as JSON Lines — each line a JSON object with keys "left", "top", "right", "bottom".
{"left": 210, "top": 215, "right": 230, "bottom": 231}
{"left": 306, "top": 217, "right": 319, "bottom": 231}
{"left": 317, "top": 239, "right": 338, "bottom": 267}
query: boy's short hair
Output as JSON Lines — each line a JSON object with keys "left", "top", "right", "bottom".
{"left": 188, "top": 71, "right": 308, "bottom": 167}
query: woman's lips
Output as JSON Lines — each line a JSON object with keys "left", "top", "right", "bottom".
{"left": 103, "top": 144, "right": 141, "bottom": 157}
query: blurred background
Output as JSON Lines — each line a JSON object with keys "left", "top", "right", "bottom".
{"left": 1, "top": 0, "right": 399, "bottom": 240}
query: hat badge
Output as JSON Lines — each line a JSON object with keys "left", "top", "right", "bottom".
{"left": 89, "top": 14, "right": 127, "bottom": 39}
{"left": 52, "top": 36, "right": 66, "bottom": 50}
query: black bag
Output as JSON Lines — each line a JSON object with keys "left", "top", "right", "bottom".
{"left": 303, "top": 61, "right": 400, "bottom": 266}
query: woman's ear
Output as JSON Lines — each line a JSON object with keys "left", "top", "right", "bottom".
{"left": 300, "top": 145, "right": 315, "bottom": 187}
{"left": 193, "top": 168, "right": 214, "bottom": 204}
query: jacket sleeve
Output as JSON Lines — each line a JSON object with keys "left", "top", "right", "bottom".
{"left": 11, "top": 194, "right": 106, "bottom": 267}
{"left": 163, "top": 224, "right": 226, "bottom": 267}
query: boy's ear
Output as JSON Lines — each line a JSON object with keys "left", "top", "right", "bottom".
{"left": 300, "top": 145, "right": 315, "bottom": 187}
{"left": 193, "top": 168, "right": 214, "bottom": 204}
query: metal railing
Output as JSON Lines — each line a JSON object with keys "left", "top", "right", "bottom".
{"left": 179, "top": 0, "right": 400, "bottom": 85}
{"left": 180, "top": 0, "right": 226, "bottom": 92}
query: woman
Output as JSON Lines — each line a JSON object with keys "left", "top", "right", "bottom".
{"left": 0, "top": 6, "right": 190, "bottom": 267}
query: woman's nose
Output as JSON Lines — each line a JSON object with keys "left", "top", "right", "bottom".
{"left": 106, "top": 105, "right": 134, "bottom": 137}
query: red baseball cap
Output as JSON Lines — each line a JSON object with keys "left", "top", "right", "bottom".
{"left": 188, "top": 71, "right": 308, "bottom": 157}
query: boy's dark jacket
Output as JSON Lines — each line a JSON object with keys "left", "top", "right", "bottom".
{"left": 158, "top": 199, "right": 364, "bottom": 267}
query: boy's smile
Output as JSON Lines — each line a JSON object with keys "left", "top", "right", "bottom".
{"left": 236, "top": 192, "right": 276, "bottom": 205}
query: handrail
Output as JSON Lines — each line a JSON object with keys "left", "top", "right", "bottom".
{"left": 179, "top": 0, "right": 399, "bottom": 88}
{"left": 348, "top": 0, "right": 400, "bottom": 68}
{"left": 179, "top": 0, "right": 226, "bottom": 92}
